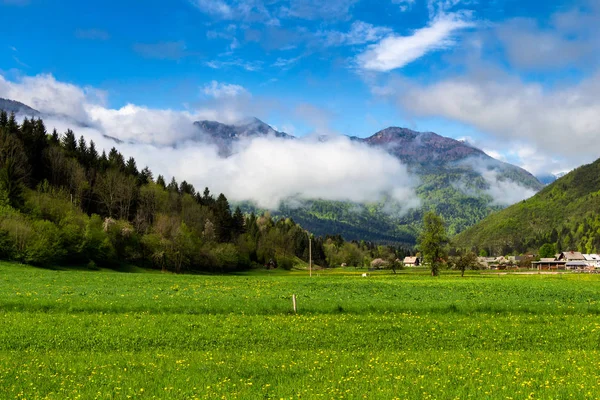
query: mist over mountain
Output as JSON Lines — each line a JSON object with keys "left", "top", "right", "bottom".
{"left": 193, "top": 117, "right": 543, "bottom": 243}
{"left": 0, "top": 98, "right": 39, "bottom": 117}
{"left": 2, "top": 96, "right": 543, "bottom": 244}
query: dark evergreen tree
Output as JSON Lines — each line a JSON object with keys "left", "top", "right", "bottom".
{"left": 99, "top": 150, "right": 109, "bottom": 171}
{"left": 201, "top": 187, "right": 215, "bottom": 206}
{"left": 6, "top": 113, "right": 19, "bottom": 136}
{"left": 0, "top": 110, "right": 7, "bottom": 127}
{"left": 139, "top": 166, "right": 153, "bottom": 185}
{"left": 62, "top": 129, "right": 77, "bottom": 155}
{"left": 167, "top": 177, "right": 179, "bottom": 193}
{"left": 108, "top": 147, "right": 125, "bottom": 171}
{"left": 156, "top": 174, "right": 166, "bottom": 189}
{"left": 77, "top": 136, "right": 88, "bottom": 164}
{"left": 125, "top": 157, "right": 138, "bottom": 177}
{"left": 179, "top": 180, "right": 195, "bottom": 196}
{"left": 232, "top": 207, "right": 245, "bottom": 237}
{"left": 214, "top": 193, "right": 233, "bottom": 242}
{"left": 88, "top": 140, "right": 98, "bottom": 167}
{"left": 50, "top": 129, "right": 60, "bottom": 145}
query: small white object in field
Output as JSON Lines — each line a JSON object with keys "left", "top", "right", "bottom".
{"left": 362, "top": 273, "right": 368, "bottom": 277}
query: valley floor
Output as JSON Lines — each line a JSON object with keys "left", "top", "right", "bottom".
{"left": 1, "top": 262, "right": 600, "bottom": 398}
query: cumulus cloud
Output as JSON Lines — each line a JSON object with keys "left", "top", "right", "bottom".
{"left": 356, "top": 12, "right": 473, "bottom": 71}
{"left": 396, "top": 73, "right": 600, "bottom": 170}
{"left": 202, "top": 81, "right": 249, "bottom": 99}
{"left": 0, "top": 73, "right": 105, "bottom": 123}
{"left": 0, "top": 73, "right": 421, "bottom": 212}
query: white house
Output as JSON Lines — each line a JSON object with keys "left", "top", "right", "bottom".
{"left": 583, "top": 254, "right": 600, "bottom": 267}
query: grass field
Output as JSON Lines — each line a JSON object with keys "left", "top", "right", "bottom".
{"left": 2, "top": 262, "right": 600, "bottom": 399}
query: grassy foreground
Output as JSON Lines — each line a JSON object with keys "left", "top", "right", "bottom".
{"left": 2, "top": 263, "right": 600, "bottom": 399}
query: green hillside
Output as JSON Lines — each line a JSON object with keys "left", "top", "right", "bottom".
{"left": 453, "top": 158, "right": 600, "bottom": 255}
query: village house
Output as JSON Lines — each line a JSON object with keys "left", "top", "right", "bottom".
{"left": 532, "top": 258, "right": 567, "bottom": 270}
{"left": 583, "top": 254, "right": 600, "bottom": 267}
{"left": 557, "top": 251, "right": 586, "bottom": 262}
{"left": 403, "top": 257, "right": 420, "bottom": 267}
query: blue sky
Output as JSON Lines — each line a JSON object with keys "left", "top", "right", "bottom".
{"left": 1, "top": 0, "right": 599, "bottom": 175}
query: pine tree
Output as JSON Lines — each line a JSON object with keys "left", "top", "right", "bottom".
{"left": 125, "top": 157, "right": 138, "bottom": 177}
{"left": 108, "top": 147, "right": 125, "bottom": 171}
{"left": 62, "top": 129, "right": 77, "bottom": 155}
{"left": 99, "top": 150, "right": 109, "bottom": 171}
{"left": 179, "top": 180, "right": 195, "bottom": 196}
{"left": 232, "top": 206, "right": 245, "bottom": 237}
{"left": 88, "top": 140, "right": 99, "bottom": 167}
{"left": 167, "top": 177, "right": 179, "bottom": 193}
{"left": 77, "top": 136, "right": 88, "bottom": 165}
{"left": 156, "top": 175, "right": 166, "bottom": 189}
{"left": 139, "top": 166, "right": 153, "bottom": 185}
{"left": 0, "top": 110, "right": 7, "bottom": 127}
{"left": 214, "top": 193, "right": 233, "bottom": 242}
{"left": 6, "top": 113, "right": 19, "bottom": 135}
{"left": 50, "top": 129, "right": 59, "bottom": 145}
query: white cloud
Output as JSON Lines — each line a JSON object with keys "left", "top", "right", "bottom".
{"left": 202, "top": 81, "right": 249, "bottom": 99}
{"left": 397, "top": 73, "right": 600, "bottom": 172}
{"left": 479, "top": 169, "right": 537, "bottom": 206}
{"left": 452, "top": 157, "right": 538, "bottom": 206}
{"left": 356, "top": 12, "right": 473, "bottom": 71}
{"left": 427, "top": 0, "right": 474, "bottom": 18}
{"left": 205, "top": 59, "right": 263, "bottom": 71}
{"left": 190, "top": 0, "right": 232, "bottom": 17}
{"left": 0, "top": 74, "right": 105, "bottom": 122}
{"left": 190, "top": 0, "right": 279, "bottom": 25}
{"left": 0, "top": 73, "right": 421, "bottom": 212}
{"left": 272, "top": 56, "right": 303, "bottom": 69}
{"left": 280, "top": 0, "right": 358, "bottom": 21}
{"left": 322, "top": 21, "right": 393, "bottom": 47}
{"left": 392, "top": 0, "right": 416, "bottom": 12}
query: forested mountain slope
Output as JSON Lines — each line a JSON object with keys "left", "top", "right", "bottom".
{"left": 196, "top": 123, "right": 543, "bottom": 244}
{"left": 453, "top": 158, "right": 600, "bottom": 255}
{"left": 0, "top": 110, "right": 410, "bottom": 270}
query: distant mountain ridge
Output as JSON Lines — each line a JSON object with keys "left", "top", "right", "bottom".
{"left": 0, "top": 98, "right": 39, "bottom": 116}
{"left": 194, "top": 118, "right": 543, "bottom": 243}
{"left": 194, "top": 117, "right": 293, "bottom": 156}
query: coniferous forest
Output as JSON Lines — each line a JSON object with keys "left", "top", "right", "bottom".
{"left": 0, "top": 111, "right": 410, "bottom": 271}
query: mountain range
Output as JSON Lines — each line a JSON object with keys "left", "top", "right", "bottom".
{"left": 194, "top": 118, "right": 543, "bottom": 244}
{"left": 1, "top": 97, "right": 544, "bottom": 244}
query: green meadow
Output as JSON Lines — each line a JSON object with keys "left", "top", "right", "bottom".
{"left": 2, "top": 262, "right": 600, "bottom": 399}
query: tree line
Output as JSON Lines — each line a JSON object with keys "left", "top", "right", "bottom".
{"left": 0, "top": 111, "right": 410, "bottom": 272}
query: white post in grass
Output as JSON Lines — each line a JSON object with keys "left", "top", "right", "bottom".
{"left": 292, "top": 294, "right": 297, "bottom": 313}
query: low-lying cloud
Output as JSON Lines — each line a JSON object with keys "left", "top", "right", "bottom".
{"left": 453, "top": 156, "right": 538, "bottom": 206}
{"left": 0, "top": 73, "right": 421, "bottom": 213}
